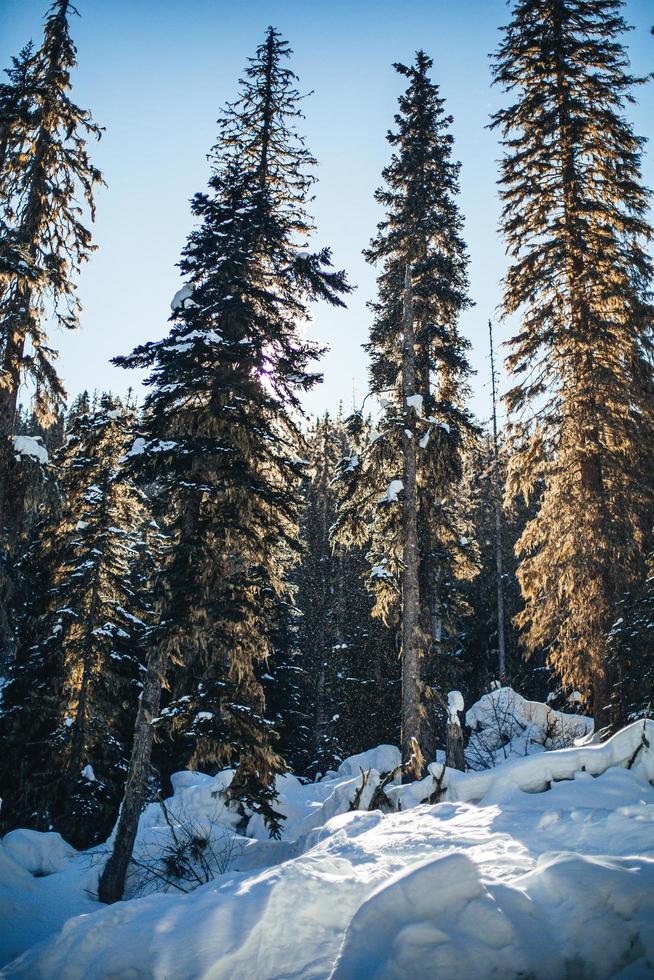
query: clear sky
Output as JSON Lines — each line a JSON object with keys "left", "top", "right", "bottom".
{"left": 1, "top": 0, "right": 653, "bottom": 426}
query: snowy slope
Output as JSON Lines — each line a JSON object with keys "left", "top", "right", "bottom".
{"left": 1, "top": 719, "right": 653, "bottom": 979}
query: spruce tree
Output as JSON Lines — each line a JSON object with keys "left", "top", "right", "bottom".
{"left": 334, "top": 53, "right": 475, "bottom": 774}
{"left": 492, "top": 0, "right": 654, "bottom": 730}
{"left": 99, "top": 28, "right": 349, "bottom": 903}
{"left": 0, "top": 394, "right": 153, "bottom": 846}
{"left": 0, "top": 0, "right": 102, "bottom": 533}
{"left": 0, "top": 2, "right": 102, "bottom": 676}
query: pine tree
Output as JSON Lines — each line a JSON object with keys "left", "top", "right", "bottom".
{"left": 334, "top": 53, "right": 476, "bottom": 775}
{"left": 0, "top": 2, "right": 102, "bottom": 676}
{"left": 492, "top": 0, "right": 654, "bottom": 730}
{"left": 0, "top": 394, "right": 154, "bottom": 846}
{"left": 488, "top": 319, "right": 507, "bottom": 681}
{"left": 0, "top": 0, "right": 102, "bottom": 532}
{"left": 99, "top": 28, "right": 349, "bottom": 903}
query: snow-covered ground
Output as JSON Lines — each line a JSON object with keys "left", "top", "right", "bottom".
{"left": 1, "top": 698, "right": 653, "bottom": 979}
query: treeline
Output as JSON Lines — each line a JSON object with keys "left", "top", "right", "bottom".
{"left": 0, "top": 0, "right": 653, "bottom": 903}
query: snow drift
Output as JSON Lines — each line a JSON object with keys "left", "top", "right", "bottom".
{"left": 1, "top": 710, "right": 653, "bottom": 979}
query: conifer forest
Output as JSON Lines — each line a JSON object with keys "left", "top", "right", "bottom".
{"left": 1, "top": 2, "right": 654, "bottom": 978}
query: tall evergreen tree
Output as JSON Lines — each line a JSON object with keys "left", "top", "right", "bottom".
{"left": 0, "top": 0, "right": 102, "bottom": 662}
{"left": 492, "top": 0, "right": 654, "bottom": 730}
{"left": 334, "top": 53, "right": 476, "bottom": 774}
{"left": 99, "top": 28, "right": 349, "bottom": 903}
{"left": 0, "top": 394, "right": 154, "bottom": 847}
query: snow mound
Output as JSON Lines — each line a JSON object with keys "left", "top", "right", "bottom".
{"left": 6, "top": 757, "right": 654, "bottom": 979}
{"left": 466, "top": 685, "right": 593, "bottom": 769}
{"left": 247, "top": 769, "right": 382, "bottom": 841}
{"left": 11, "top": 436, "right": 48, "bottom": 465}
{"left": 1, "top": 830, "right": 75, "bottom": 877}
{"left": 3, "top": 722, "right": 654, "bottom": 975}
{"left": 332, "top": 851, "right": 654, "bottom": 979}
{"left": 388, "top": 718, "right": 653, "bottom": 810}
{"left": 336, "top": 745, "right": 400, "bottom": 779}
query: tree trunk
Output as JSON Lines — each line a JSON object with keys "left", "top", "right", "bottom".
{"left": 99, "top": 494, "right": 199, "bottom": 903}
{"left": 488, "top": 320, "right": 506, "bottom": 682}
{"left": 314, "top": 662, "right": 326, "bottom": 760}
{"left": 446, "top": 722, "right": 465, "bottom": 772}
{"left": 400, "top": 264, "right": 422, "bottom": 780}
{"left": 257, "top": 29, "right": 275, "bottom": 189}
{"left": 0, "top": 311, "right": 27, "bottom": 668}
{"left": 97, "top": 640, "right": 168, "bottom": 903}
{"left": 592, "top": 663, "right": 612, "bottom": 737}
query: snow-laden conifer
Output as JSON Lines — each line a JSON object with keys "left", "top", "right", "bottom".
{"left": 334, "top": 53, "right": 476, "bottom": 774}
{"left": 0, "top": 1, "right": 102, "bottom": 523}
{"left": 99, "top": 28, "right": 349, "bottom": 902}
{"left": 0, "top": 394, "right": 155, "bottom": 846}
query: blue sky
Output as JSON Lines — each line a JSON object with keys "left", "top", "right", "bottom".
{"left": 1, "top": 0, "right": 652, "bottom": 425}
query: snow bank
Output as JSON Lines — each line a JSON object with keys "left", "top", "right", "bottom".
{"left": 465, "top": 685, "right": 593, "bottom": 770}
{"left": 332, "top": 851, "right": 654, "bottom": 979}
{"left": 2, "top": 721, "right": 654, "bottom": 976}
{"left": 121, "top": 768, "right": 295, "bottom": 898}
{"left": 6, "top": 757, "right": 654, "bottom": 978}
{"left": 335, "top": 745, "right": 400, "bottom": 779}
{"left": 0, "top": 836, "right": 98, "bottom": 968}
{"left": 11, "top": 436, "right": 48, "bottom": 465}
{"left": 247, "top": 769, "right": 383, "bottom": 841}
{"left": 388, "top": 718, "right": 653, "bottom": 811}
{"left": 1, "top": 831, "right": 74, "bottom": 878}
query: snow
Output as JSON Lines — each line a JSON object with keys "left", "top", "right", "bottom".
{"left": 12, "top": 436, "right": 48, "bottom": 465}
{"left": 336, "top": 745, "right": 400, "bottom": 779}
{"left": 447, "top": 689, "right": 464, "bottom": 723}
{"left": 405, "top": 393, "right": 423, "bottom": 416}
{"left": 465, "top": 686, "right": 593, "bottom": 770}
{"left": 2, "top": 720, "right": 654, "bottom": 978}
{"left": 125, "top": 437, "right": 178, "bottom": 459}
{"left": 0, "top": 832, "right": 98, "bottom": 968}
{"left": 333, "top": 851, "right": 654, "bottom": 979}
{"left": 170, "top": 284, "right": 197, "bottom": 312}
{"left": 1, "top": 831, "right": 75, "bottom": 878}
{"left": 379, "top": 479, "right": 403, "bottom": 503}
{"left": 125, "top": 437, "right": 147, "bottom": 458}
